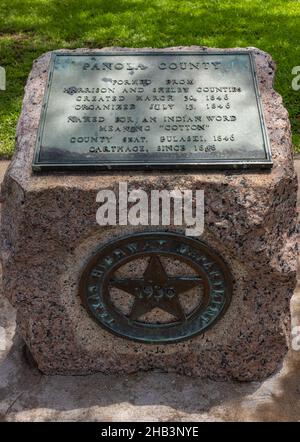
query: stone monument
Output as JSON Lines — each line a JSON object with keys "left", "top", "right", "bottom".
{"left": 1, "top": 47, "right": 298, "bottom": 380}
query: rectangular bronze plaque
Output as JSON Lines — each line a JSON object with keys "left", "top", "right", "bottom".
{"left": 32, "top": 51, "right": 272, "bottom": 171}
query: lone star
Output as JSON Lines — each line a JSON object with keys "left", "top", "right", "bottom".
{"left": 109, "top": 256, "right": 202, "bottom": 321}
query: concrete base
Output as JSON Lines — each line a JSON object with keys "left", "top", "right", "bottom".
{"left": 0, "top": 159, "right": 299, "bottom": 421}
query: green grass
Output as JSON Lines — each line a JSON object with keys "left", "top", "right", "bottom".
{"left": 0, "top": 0, "right": 300, "bottom": 158}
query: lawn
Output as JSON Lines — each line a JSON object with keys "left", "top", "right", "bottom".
{"left": 0, "top": 0, "right": 299, "bottom": 158}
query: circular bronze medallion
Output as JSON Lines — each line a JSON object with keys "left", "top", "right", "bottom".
{"left": 79, "top": 232, "right": 232, "bottom": 343}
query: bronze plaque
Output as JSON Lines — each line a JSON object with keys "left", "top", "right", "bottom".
{"left": 79, "top": 232, "right": 232, "bottom": 343}
{"left": 33, "top": 51, "right": 272, "bottom": 171}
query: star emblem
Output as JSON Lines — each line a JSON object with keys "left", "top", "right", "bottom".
{"left": 109, "top": 256, "right": 202, "bottom": 322}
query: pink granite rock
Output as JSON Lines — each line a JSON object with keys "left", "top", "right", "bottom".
{"left": 0, "top": 47, "right": 298, "bottom": 380}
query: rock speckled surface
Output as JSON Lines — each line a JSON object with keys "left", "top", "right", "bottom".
{"left": 0, "top": 47, "right": 298, "bottom": 380}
